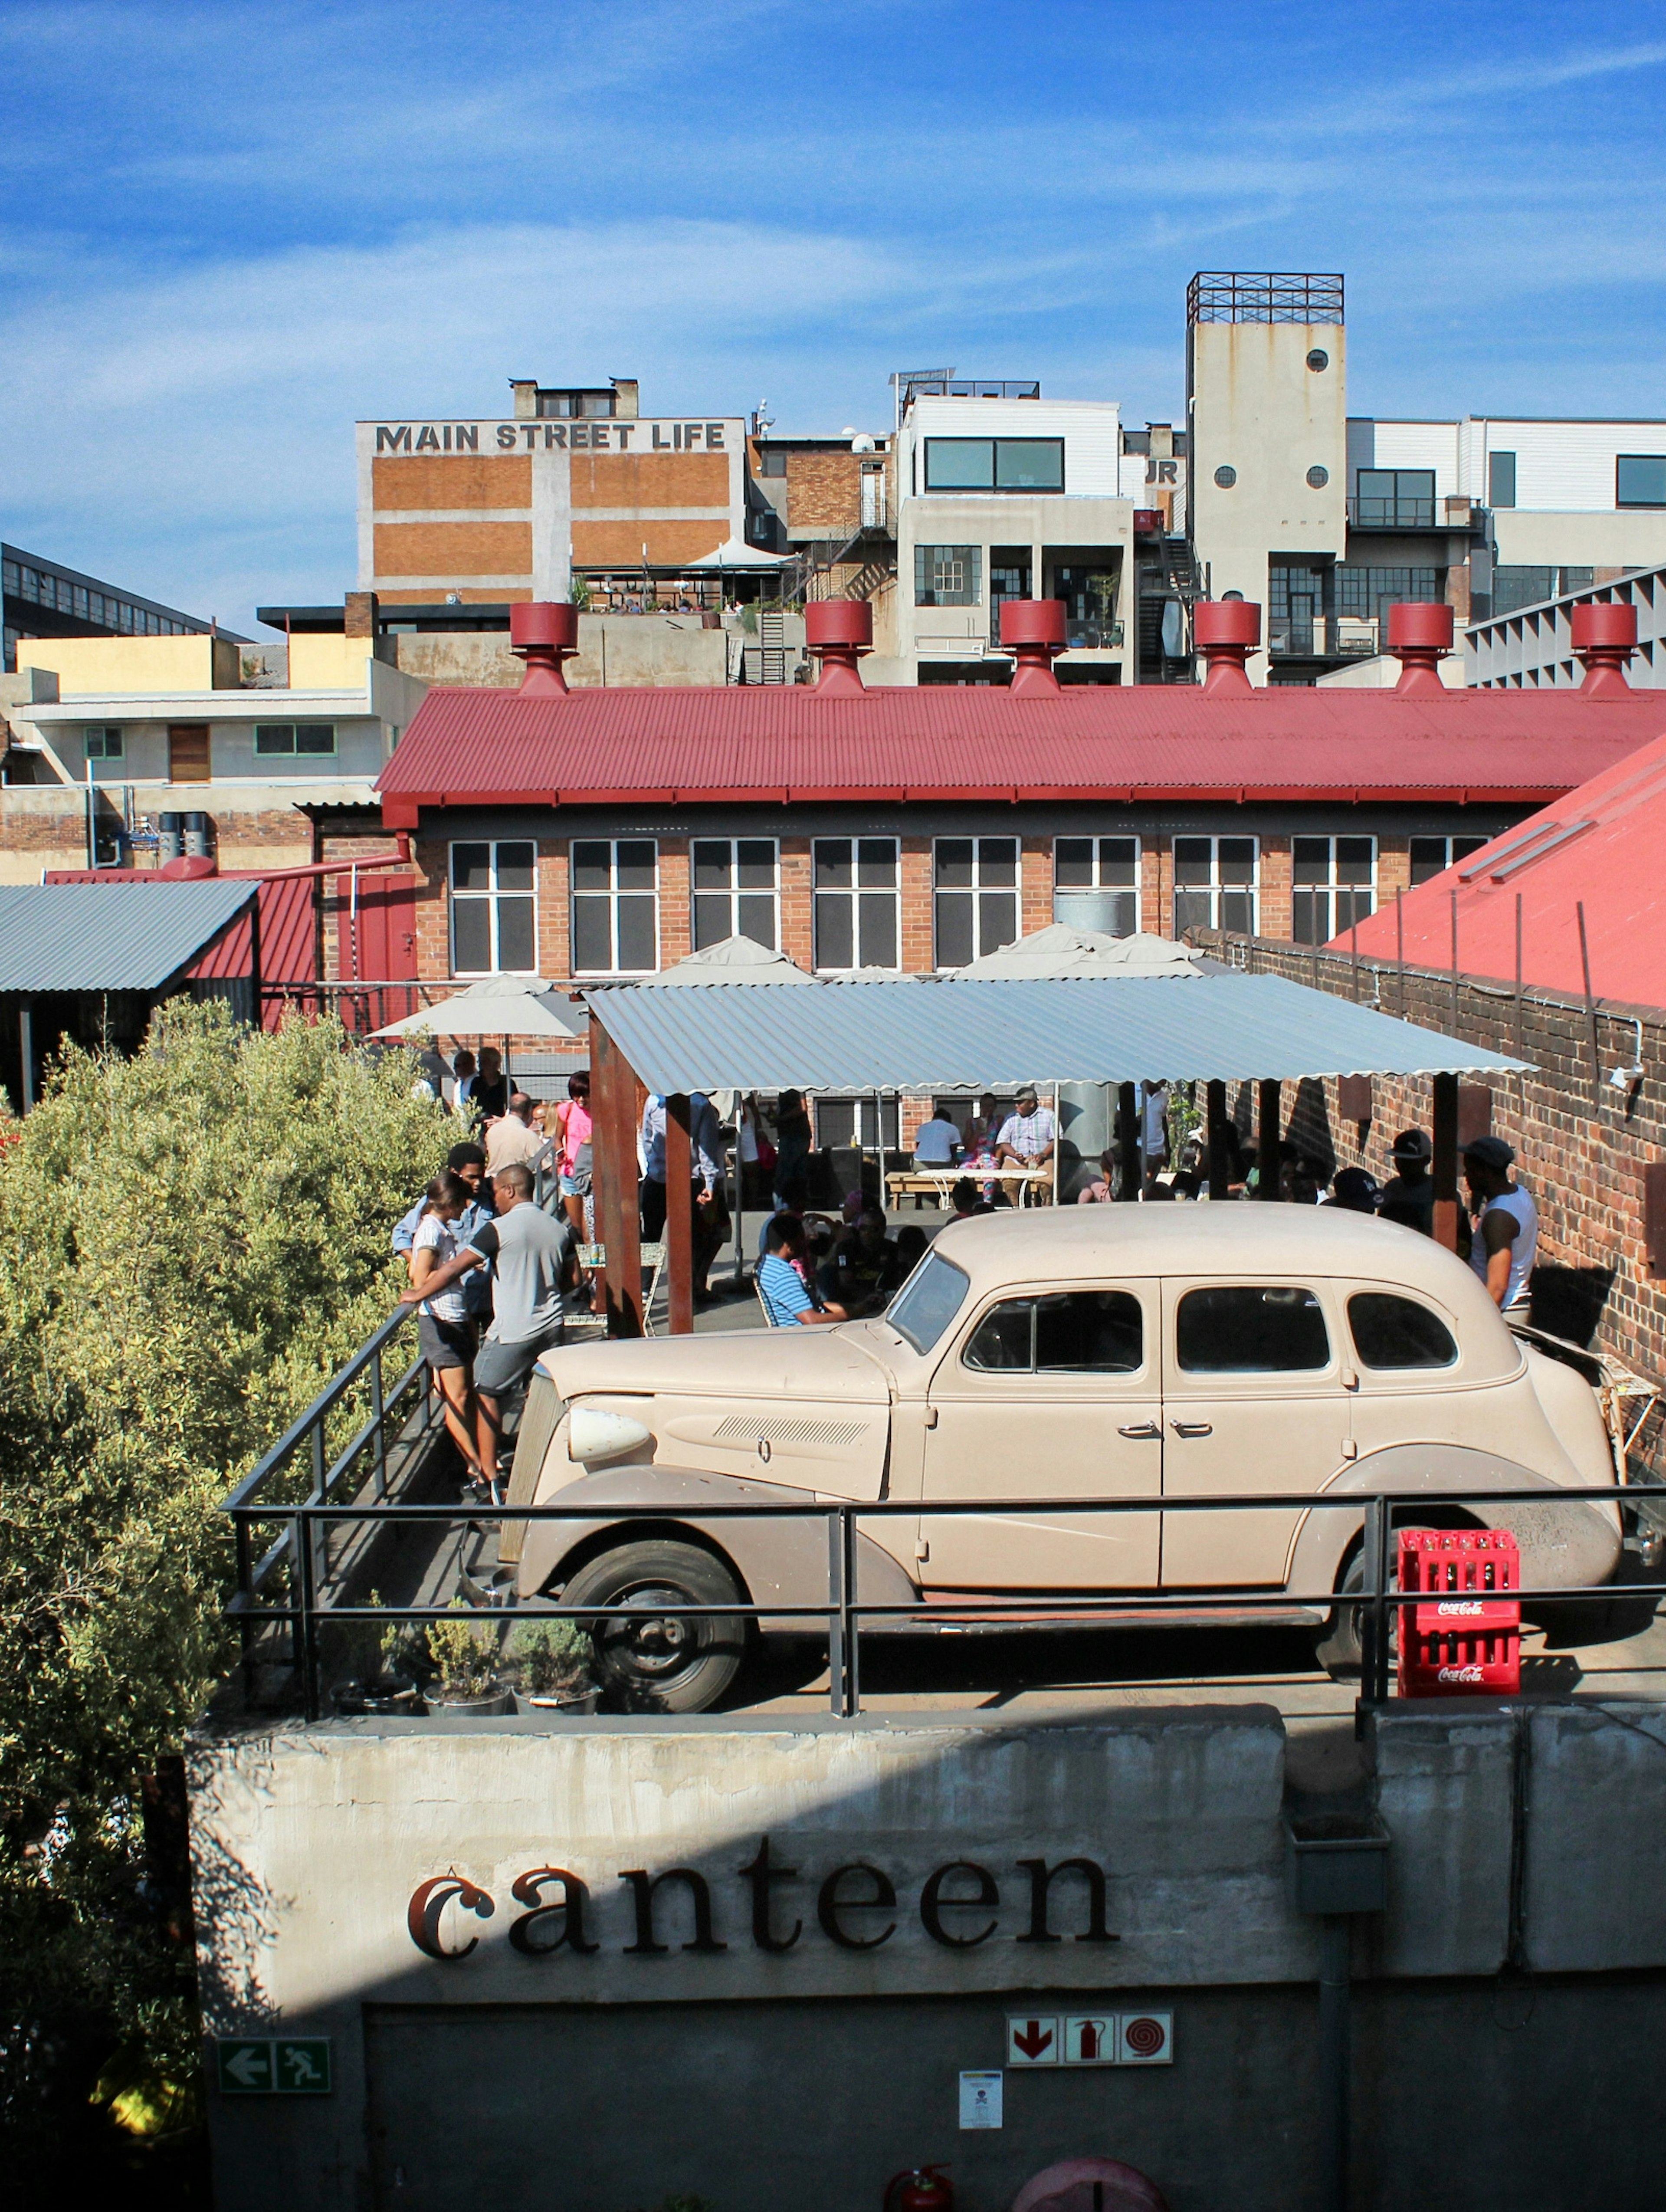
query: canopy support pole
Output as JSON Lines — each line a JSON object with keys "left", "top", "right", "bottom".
{"left": 1207, "top": 1079, "right": 1231, "bottom": 1201}
{"left": 590, "top": 1014, "right": 643, "bottom": 1337}
{"left": 666, "top": 1094, "right": 695, "bottom": 1335}
{"left": 1116, "top": 1083, "right": 1140, "bottom": 1201}
{"left": 1257, "top": 1080, "right": 1282, "bottom": 1200}
{"left": 1432, "top": 1071, "right": 1460, "bottom": 1254}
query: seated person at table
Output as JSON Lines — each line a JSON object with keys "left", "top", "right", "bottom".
{"left": 757, "top": 1215, "right": 849, "bottom": 1327}
{"left": 912, "top": 1108, "right": 961, "bottom": 1168}
{"left": 820, "top": 1205, "right": 902, "bottom": 1316}
{"left": 994, "top": 1086, "right": 1056, "bottom": 1199}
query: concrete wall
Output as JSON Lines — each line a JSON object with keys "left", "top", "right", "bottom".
{"left": 393, "top": 614, "right": 739, "bottom": 690}
{"left": 190, "top": 1703, "right": 1666, "bottom": 2212}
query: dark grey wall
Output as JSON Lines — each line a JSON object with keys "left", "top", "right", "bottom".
{"left": 361, "top": 1976, "right": 1666, "bottom": 2212}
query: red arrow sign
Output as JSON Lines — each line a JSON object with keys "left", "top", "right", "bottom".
{"left": 1013, "top": 2020, "right": 1054, "bottom": 2060}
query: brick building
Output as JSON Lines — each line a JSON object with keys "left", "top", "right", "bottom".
{"left": 375, "top": 604, "right": 1666, "bottom": 1007}
{"left": 357, "top": 377, "right": 751, "bottom": 613}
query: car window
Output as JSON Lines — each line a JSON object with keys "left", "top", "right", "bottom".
{"left": 1348, "top": 1292, "right": 1457, "bottom": 1370}
{"left": 887, "top": 1250, "right": 970, "bottom": 1354}
{"left": 1176, "top": 1285, "right": 1331, "bottom": 1372}
{"left": 965, "top": 1291, "right": 1144, "bottom": 1374}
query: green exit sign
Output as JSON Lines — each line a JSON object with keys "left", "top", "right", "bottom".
{"left": 216, "top": 2038, "right": 332, "bottom": 2095}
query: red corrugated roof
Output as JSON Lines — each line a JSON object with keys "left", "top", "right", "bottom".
{"left": 375, "top": 682, "right": 1666, "bottom": 819}
{"left": 1339, "top": 729, "right": 1666, "bottom": 1010}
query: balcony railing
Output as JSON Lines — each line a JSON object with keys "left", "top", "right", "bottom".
{"left": 1348, "top": 496, "right": 1436, "bottom": 530}
{"left": 1268, "top": 617, "right": 1381, "bottom": 660}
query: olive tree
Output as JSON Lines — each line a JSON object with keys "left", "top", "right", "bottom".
{"left": 0, "top": 1001, "right": 449, "bottom": 2172}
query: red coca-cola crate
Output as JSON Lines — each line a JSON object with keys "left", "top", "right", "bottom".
{"left": 1396, "top": 1528, "right": 1520, "bottom": 1697}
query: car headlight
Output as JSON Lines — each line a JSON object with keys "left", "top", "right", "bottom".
{"left": 567, "top": 1406, "right": 654, "bottom": 1464}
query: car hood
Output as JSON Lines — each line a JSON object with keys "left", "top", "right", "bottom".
{"left": 540, "top": 1322, "right": 894, "bottom": 1407}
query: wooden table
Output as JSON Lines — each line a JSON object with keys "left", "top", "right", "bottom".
{"left": 886, "top": 1165, "right": 1052, "bottom": 1211}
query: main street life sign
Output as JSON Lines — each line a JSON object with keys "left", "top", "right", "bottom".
{"left": 407, "top": 1838, "right": 1119, "bottom": 1963}
{"left": 367, "top": 418, "right": 741, "bottom": 454}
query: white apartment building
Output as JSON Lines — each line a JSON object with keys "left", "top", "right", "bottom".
{"left": 1186, "top": 272, "right": 1666, "bottom": 685}
{"left": 885, "top": 381, "right": 1136, "bottom": 684}
{"left": 0, "top": 633, "right": 426, "bottom": 876}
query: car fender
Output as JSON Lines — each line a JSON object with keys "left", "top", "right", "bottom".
{"left": 512, "top": 1460, "right": 920, "bottom": 1630}
{"left": 1287, "top": 1442, "right": 1622, "bottom": 1601}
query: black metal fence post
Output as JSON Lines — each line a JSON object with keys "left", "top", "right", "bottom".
{"left": 826, "top": 1510, "right": 846, "bottom": 1717}
{"left": 1358, "top": 1493, "right": 1392, "bottom": 1728}
{"left": 840, "top": 1507, "right": 859, "bottom": 1718}
{"left": 296, "top": 1506, "right": 321, "bottom": 1723}
{"left": 370, "top": 1342, "right": 388, "bottom": 1498}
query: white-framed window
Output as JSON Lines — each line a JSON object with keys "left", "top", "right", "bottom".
{"left": 1172, "top": 835, "right": 1258, "bottom": 936}
{"left": 85, "top": 725, "right": 124, "bottom": 761}
{"left": 450, "top": 840, "right": 538, "bottom": 975}
{"left": 692, "top": 837, "right": 779, "bottom": 951}
{"left": 813, "top": 837, "right": 900, "bottom": 971}
{"left": 934, "top": 837, "right": 1019, "bottom": 968}
{"left": 1054, "top": 835, "right": 1139, "bottom": 936}
{"left": 255, "top": 722, "right": 336, "bottom": 756}
{"left": 815, "top": 1097, "right": 900, "bottom": 1149}
{"left": 571, "top": 838, "right": 658, "bottom": 975}
{"left": 914, "top": 545, "right": 982, "bottom": 607}
{"left": 1292, "top": 835, "right": 1375, "bottom": 945}
{"left": 1410, "top": 834, "right": 1486, "bottom": 886}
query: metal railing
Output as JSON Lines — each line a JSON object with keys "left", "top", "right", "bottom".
{"left": 223, "top": 1404, "right": 1664, "bottom": 1725}
{"left": 1187, "top": 272, "right": 1344, "bottom": 325}
{"left": 1348, "top": 495, "right": 1437, "bottom": 530}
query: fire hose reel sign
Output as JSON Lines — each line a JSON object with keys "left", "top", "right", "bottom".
{"left": 1006, "top": 2012, "right": 1173, "bottom": 2068}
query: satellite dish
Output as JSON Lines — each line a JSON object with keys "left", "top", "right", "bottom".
{"left": 841, "top": 425, "right": 857, "bottom": 436}
{"left": 851, "top": 433, "right": 876, "bottom": 453}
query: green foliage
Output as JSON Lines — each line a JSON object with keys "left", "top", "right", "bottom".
{"left": 507, "top": 1616, "right": 593, "bottom": 1697}
{"left": 426, "top": 1605, "right": 504, "bottom": 1700}
{"left": 0, "top": 1000, "right": 449, "bottom": 2166}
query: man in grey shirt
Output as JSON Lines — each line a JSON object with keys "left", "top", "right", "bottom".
{"left": 400, "top": 1160, "right": 577, "bottom": 1497}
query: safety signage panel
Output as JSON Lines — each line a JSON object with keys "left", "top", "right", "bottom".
{"left": 1006, "top": 2014, "right": 1059, "bottom": 2065}
{"left": 215, "top": 2038, "right": 333, "bottom": 2095}
{"left": 1003, "top": 2012, "right": 1173, "bottom": 2068}
{"left": 959, "top": 2071, "right": 1004, "bottom": 2129}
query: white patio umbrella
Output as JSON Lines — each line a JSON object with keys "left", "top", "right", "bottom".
{"left": 368, "top": 976, "right": 585, "bottom": 1040}
{"left": 957, "top": 924, "right": 1220, "bottom": 979}
{"left": 635, "top": 936, "right": 817, "bottom": 985}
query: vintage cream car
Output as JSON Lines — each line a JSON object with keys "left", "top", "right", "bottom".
{"left": 502, "top": 1208, "right": 1622, "bottom": 1710}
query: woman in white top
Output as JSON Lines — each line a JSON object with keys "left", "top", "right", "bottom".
{"left": 407, "top": 1170, "right": 485, "bottom": 1482}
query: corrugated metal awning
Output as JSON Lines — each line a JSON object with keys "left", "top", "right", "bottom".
{"left": 0, "top": 880, "right": 257, "bottom": 992}
{"left": 585, "top": 973, "right": 1530, "bottom": 1093}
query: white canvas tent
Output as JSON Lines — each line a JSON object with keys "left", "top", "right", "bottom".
{"left": 959, "top": 924, "right": 1220, "bottom": 980}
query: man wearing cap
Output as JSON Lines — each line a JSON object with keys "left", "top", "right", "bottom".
{"left": 1464, "top": 1135, "right": 1538, "bottom": 1313}
{"left": 995, "top": 1086, "right": 1057, "bottom": 1203}
{"left": 1377, "top": 1128, "right": 1435, "bottom": 1236}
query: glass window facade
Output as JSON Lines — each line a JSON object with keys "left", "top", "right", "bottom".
{"left": 691, "top": 838, "right": 779, "bottom": 951}
{"left": 451, "top": 840, "right": 538, "bottom": 975}
{"left": 1172, "top": 836, "right": 1257, "bottom": 936}
{"left": 570, "top": 838, "right": 657, "bottom": 975}
{"left": 933, "top": 837, "right": 1020, "bottom": 968}
{"left": 813, "top": 838, "right": 900, "bottom": 971}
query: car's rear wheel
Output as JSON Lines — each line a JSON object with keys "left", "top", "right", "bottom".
{"left": 560, "top": 1539, "right": 748, "bottom": 1713}
{"left": 1315, "top": 1547, "right": 1396, "bottom": 1682}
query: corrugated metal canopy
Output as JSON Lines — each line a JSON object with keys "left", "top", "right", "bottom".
{"left": 0, "top": 880, "right": 257, "bottom": 992}
{"left": 586, "top": 973, "right": 1529, "bottom": 1093}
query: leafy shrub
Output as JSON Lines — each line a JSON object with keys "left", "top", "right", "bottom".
{"left": 426, "top": 1606, "right": 504, "bottom": 1700}
{"left": 507, "top": 1617, "right": 594, "bottom": 1697}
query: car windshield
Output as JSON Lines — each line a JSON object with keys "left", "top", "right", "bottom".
{"left": 886, "top": 1250, "right": 970, "bottom": 1354}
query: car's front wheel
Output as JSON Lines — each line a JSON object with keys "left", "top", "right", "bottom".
{"left": 560, "top": 1539, "right": 749, "bottom": 1713}
{"left": 1314, "top": 1548, "right": 1396, "bottom": 1683}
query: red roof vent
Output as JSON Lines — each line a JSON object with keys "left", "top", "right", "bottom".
{"left": 805, "top": 599, "right": 872, "bottom": 695}
{"left": 1193, "top": 599, "right": 1260, "bottom": 695}
{"left": 157, "top": 853, "right": 218, "bottom": 880}
{"left": 1571, "top": 602, "right": 1637, "bottom": 697}
{"left": 999, "top": 599, "right": 1068, "bottom": 696}
{"left": 509, "top": 601, "right": 580, "bottom": 694}
{"left": 1387, "top": 601, "right": 1453, "bottom": 695}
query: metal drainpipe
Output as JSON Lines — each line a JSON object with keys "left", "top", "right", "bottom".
{"left": 1317, "top": 1917, "right": 1352, "bottom": 2212}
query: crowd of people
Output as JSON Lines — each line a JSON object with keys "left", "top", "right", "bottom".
{"left": 390, "top": 1056, "right": 590, "bottom": 1503}
{"left": 392, "top": 1058, "right": 1541, "bottom": 1402}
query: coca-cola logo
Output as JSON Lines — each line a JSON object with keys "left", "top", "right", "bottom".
{"left": 1436, "top": 1601, "right": 1485, "bottom": 1616}
{"left": 1436, "top": 1665, "right": 1486, "bottom": 1684}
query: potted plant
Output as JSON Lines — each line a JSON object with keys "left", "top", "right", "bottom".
{"left": 331, "top": 1595, "right": 426, "bottom": 1716}
{"left": 425, "top": 1605, "right": 515, "bottom": 1717}
{"left": 508, "top": 1617, "right": 598, "bottom": 1714}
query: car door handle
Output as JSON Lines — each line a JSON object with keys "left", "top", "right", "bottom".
{"left": 1117, "top": 1421, "right": 1162, "bottom": 1439}
{"left": 1170, "top": 1421, "right": 1213, "bottom": 1437}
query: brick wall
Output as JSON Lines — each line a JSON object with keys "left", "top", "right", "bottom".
{"left": 784, "top": 451, "right": 883, "bottom": 538}
{"left": 1191, "top": 925, "right": 1666, "bottom": 1393}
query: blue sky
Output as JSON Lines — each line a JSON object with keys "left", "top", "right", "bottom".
{"left": 5, "top": 0, "right": 1666, "bottom": 638}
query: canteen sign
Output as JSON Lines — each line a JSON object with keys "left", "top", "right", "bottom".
{"left": 408, "top": 1838, "right": 1120, "bottom": 1964}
